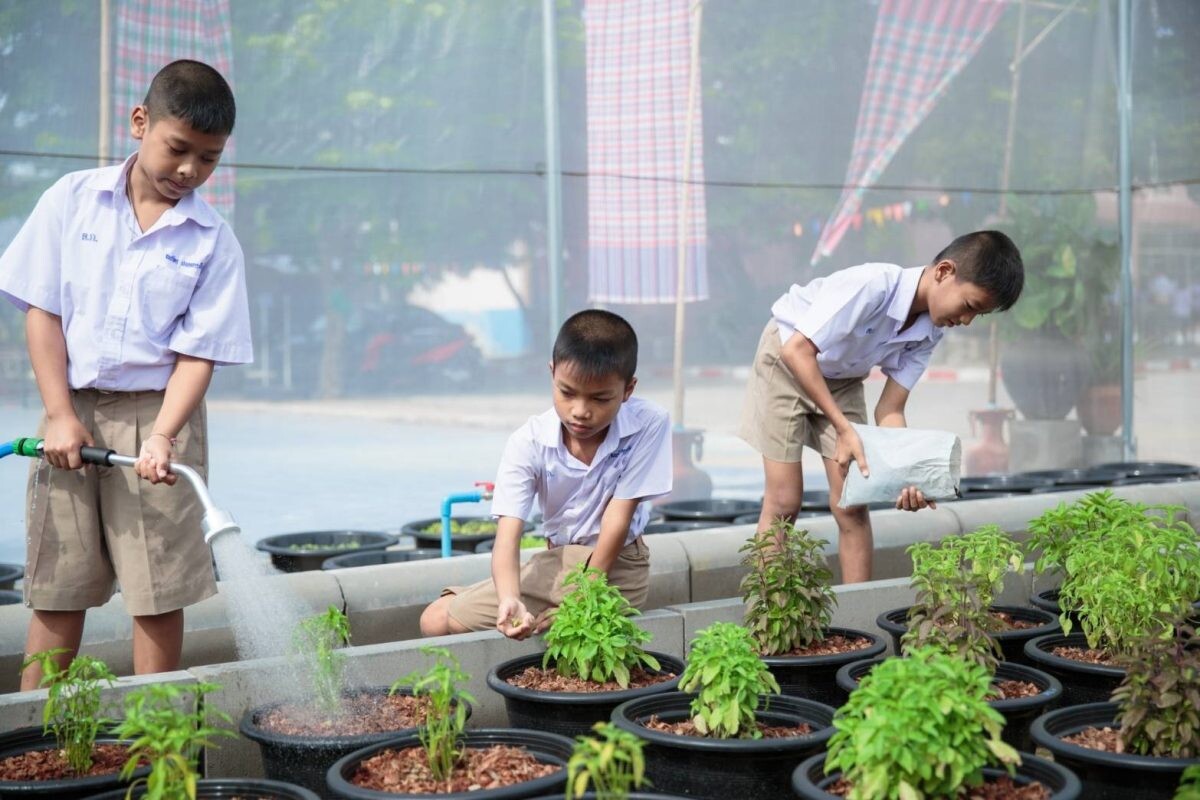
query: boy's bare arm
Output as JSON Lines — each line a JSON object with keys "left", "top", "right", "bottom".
{"left": 874, "top": 378, "right": 910, "bottom": 428}
{"left": 26, "top": 307, "right": 92, "bottom": 469}
{"left": 590, "top": 497, "right": 640, "bottom": 573}
{"left": 779, "top": 332, "right": 868, "bottom": 477}
{"left": 492, "top": 515, "right": 535, "bottom": 638}
{"left": 135, "top": 354, "right": 214, "bottom": 484}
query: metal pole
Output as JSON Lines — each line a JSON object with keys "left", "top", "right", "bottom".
{"left": 542, "top": 0, "right": 564, "bottom": 346}
{"left": 1118, "top": 0, "right": 1135, "bottom": 458}
{"left": 98, "top": 0, "right": 111, "bottom": 168}
{"left": 673, "top": 0, "right": 703, "bottom": 425}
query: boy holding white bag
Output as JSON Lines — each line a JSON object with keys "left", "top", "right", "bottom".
{"left": 739, "top": 231, "right": 1024, "bottom": 582}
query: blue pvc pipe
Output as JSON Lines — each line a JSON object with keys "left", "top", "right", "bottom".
{"left": 0, "top": 441, "right": 13, "bottom": 460}
{"left": 440, "top": 491, "right": 485, "bottom": 558}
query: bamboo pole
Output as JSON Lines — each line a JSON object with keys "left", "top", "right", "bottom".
{"left": 672, "top": 0, "right": 703, "bottom": 426}
{"left": 98, "top": 0, "right": 111, "bottom": 168}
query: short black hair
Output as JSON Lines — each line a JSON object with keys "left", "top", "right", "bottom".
{"left": 552, "top": 310, "right": 638, "bottom": 382}
{"left": 933, "top": 230, "right": 1024, "bottom": 311}
{"left": 144, "top": 60, "right": 236, "bottom": 136}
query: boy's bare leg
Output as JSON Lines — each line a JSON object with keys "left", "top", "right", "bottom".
{"left": 824, "top": 456, "right": 873, "bottom": 584}
{"left": 419, "top": 595, "right": 472, "bottom": 637}
{"left": 132, "top": 609, "right": 184, "bottom": 675}
{"left": 21, "top": 609, "right": 86, "bottom": 690}
{"left": 758, "top": 457, "right": 804, "bottom": 540}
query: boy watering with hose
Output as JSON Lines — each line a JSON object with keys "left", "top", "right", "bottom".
{"left": 0, "top": 61, "right": 252, "bottom": 689}
{"left": 421, "top": 310, "right": 672, "bottom": 639}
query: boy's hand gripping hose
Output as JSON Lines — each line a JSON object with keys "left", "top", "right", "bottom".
{"left": 3, "top": 437, "right": 241, "bottom": 545}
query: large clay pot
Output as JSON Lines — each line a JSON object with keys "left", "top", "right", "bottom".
{"left": 1000, "top": 331, "right": 1085, "bottom": 421}
{"left": 1076, "top": 383, "right": 1122, "bottom": 436}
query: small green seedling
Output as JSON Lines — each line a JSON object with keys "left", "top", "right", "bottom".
{"left": 740, "top": 519, "right": 834, "bottom": 655}
{"left": 114, "top": 681, "right": 232, "bottom": 800}
{"left": 1176, "top": 765, "right": 1200, "bottom": 800}
{"left": 543, "top": 563, "right": 660, "bottom": 688}
{"left": 679, "top": 622, "right": 779, "bottom": 739}
{"left": 293, "top": 605, "right": 351, "bottom": 715}
{"left": 565, "top": 721, "right": 648, "bottom": 799}
{"left": 1112, "top": 620, "right": 1200, "bottom": 759}
{"left": 827, "top": 647, "right": 1019, "bottom": 800}
{"left": 392, "top": 646, "right": 475, "bottom": 782}
{"left": 21, "top": 649, "right": 117, "bottom": 775}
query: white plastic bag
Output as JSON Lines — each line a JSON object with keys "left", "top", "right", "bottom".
{"left": 837, "top": 423, "right": 961, "bottom": 509}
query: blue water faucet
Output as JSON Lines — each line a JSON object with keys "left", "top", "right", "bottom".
{"left": 439, "top": 481, "right": 494, "bottom": 558}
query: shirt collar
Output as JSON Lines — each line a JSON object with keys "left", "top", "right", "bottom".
{"left": 86, "top": 153, "right": 219, "bottom": 229}
{"left": 531, "top": 399, "right": 649, "bottom": 451}
{"left": 886, "top": 266, "right": 939, "bottom": 342}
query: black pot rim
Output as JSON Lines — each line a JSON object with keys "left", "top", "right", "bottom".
{"left": 1030, "top": 701, "right": 1200, "bottom": 770}
{"left": 792, "top": 750, "right": 1081, "bottom": 799}
{"left": 833, "top": 657, "right": 1063, "bottom": 710}
{"left": 657, "top": 499, "right": 762, "bottom": 522}
{"left": 486, "top": 650, "right": 684, "bottom": 704}
{"left": 1022, "top": 632, "right": 1126, "bottom": 678}
{"left": 403, "top": 516, "right": 535, "bottom": 539}
{"left": 759, "top": 627, "right": 887, "bottom": 668}
{"left": 611, "top": 691, "right": 835, "bottom": 753}
{"left": 325, "top": 728, "right": 572, "bottom": 799}
{"left": 0, "top": 562, "right": 22, "bottom": 580}
{"left": 878, "top": 605, "right": 1060, "bottom": 642}
{"left": 0, "top": 727, "right": 151, "bottom": 792}
{"left": 255, "top": 531, "right": 398, "bottom": 556}
{"left": 322, "top": 548, "right": 474, "bottom": 568}
{"left": 87, "top": 777, "right": 322, "bottom": 800}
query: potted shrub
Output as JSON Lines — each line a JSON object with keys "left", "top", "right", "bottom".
{"left": 327, "top": 646, "right": 574, "bottom": 798}
{"left": 794, "top": 646, "right": 1081, "bottom": 799}
{"left": 90, "top": 681, "right": 318, "bottom": 799}
{"left": 255, "top": 530, "right": 399, "bottom": 572}
{"left": 487, "top": 563, "right": 684, "bottom": 737}
{"left": 1032, "top": 619, "right": 1200, "bottom": 800}
{"left": 877, "top": 524, "right": 1059, "bottom": 666}
{"left": 612, "top": 622, "right": 835, "bottom": 799}
{"left": 528, "top": 721, "right": 682, "bottom": 800}
{"left": 741, "top": 520, "right": 884, "bottom": 704}
{"left": 241, "top": 606, "right": 467, "bottom": 796}
{"left": 0, "top": 650, "right": 149, "bottom": 799}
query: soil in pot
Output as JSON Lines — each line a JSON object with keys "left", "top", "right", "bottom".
{"left": 0, "top": 744, "right": 130, "bottom": 782}
{"left": 256, "top": 531, "right": 398, "bottom": 573}
{"left": 877, "top": 606, "right": 1059, "bottom": 666}
{"left": 0, "top": 726, "right": 149, "bottom": 800}
{"left": 1023, "top": 633, "right": 1125, "bottom": 706}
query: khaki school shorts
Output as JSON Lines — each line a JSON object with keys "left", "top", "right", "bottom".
{"left": 739, "top": 319, "right": 868, "bottom": 463}
{"left": 24, "top": 389, "right": 217, "bottom": 616}
{"left": 442, "top": 536, "right": 650, "bottom": 632}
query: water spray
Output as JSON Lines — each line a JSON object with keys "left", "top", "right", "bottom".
{"left": 3, "top": 437, "right": 241, "bottom": 545}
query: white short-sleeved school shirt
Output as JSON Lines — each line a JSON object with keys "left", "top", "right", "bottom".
{"left": 771, "top": 263, "right": 942, "bottom": 391}
{"left": 490, "top": 396, "right": 673, "bottom": 548}
{"left": 0, "top": 155, "right": 253, "bottom": 391}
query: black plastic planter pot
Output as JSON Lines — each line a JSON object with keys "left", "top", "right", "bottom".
{"left": 486, "top": 651, "right": 685, "bottom": 738}
{"left": 87, "top": 778, "right": 321, "bottom": 800}
{"left": 1030, "top": 702, "right": 1199, "bottom": 800}
{"left": 256, "top": 531, "right": 399, "bottom": 573}
{"left": 325, "top": 728, "right": 574, "bottom": 799}
{"left": 1094, "top": 460, "right": 1200, "bottom": 479}
{"left": 1017, "top": 467, "right": 1126, "bottom": 486}
{"left": 0, "top": 562, "right": 22, "bottom": 591}
{"left": 876, "top": 605, "right": 1059, "bottom": 666}
{"left": 528, "top": 794, "right": 684, "bottom": 800}
{"left": 658, "top": 499, "right": 761, "bottom": 523}
{"left": 791, "top": 750, "right": 1081, "bottom": 800}
{"left": 642, "top": 520, "right": 729, "bottom": 534}
{"left": 833, "top": 657, "right": 1063, "bottom": 751}
{"left": 402, "top": 516, "right": 535, "bottom": 551}
{"left": 611, "top": 691, "right": 835, "bottom": 800}
{"left": 0, "top": 589, "right": 22, "bottom": 605}
{"left": 1023, "top": 632, "right": 1125, "bottom": 706}
{"left": 322, "top": 548, "right": 472, "bottom": 568}
{"left": 960, "top": 474, "right": 1056, "bottom": 493}
{"left": 475, "top": 535, "right": 548, "bottom": 553}
{"left": 0, "top": 725, "right": 149, "bottom": 799}
{"left": 760, "top": 627, "right": 887, "bottom": 706}
{"left": 1029, "top": 587, "right": 1083, "bottom": 629}
{"left": 241, "top": 686, "right": 473, "bottom": 797}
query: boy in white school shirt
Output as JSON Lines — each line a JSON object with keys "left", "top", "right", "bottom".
{"left": 0, "top": 60, "right": 252, "bottom": 689}
{"left": 740, "top": 230, "right": 1024, "bottom": 583}
{"left": 420, "top": 309, "right": 672, "bottom": 639}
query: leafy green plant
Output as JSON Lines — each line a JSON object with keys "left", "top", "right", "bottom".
{"left": 421, "top": 519, "right": 497, "bottom": 535}
{"left": 543, "top": 563, "right": 660, "bottom": 688}
{"left": 1112, "top": 621, "right": 1199, "bottom": 759}
{"left": 293, "top": 605, "right": 351, "bottom": 715}
{"left": 565, "top": 721, "right": 647, "bottom": 799}
{"left": 902, "top": 568, "right": 1003, "bottom": 674}
{"left": 739, "top": 520, "right": 834, "bottom": 655}
{"left": 826, "top": 647, "right": 1019, "bottom": 800}
{"left": 1177, "top": 765, "right": 1200, "bottom": 800}
{"left": 114, "top": 681, "right": 232, "bottom": 800}
{"left": 908, "top": 524, "right": 1022, "bottom": 613}
{"left": 679, "top": 622, "right": 779, "bottom": 739}
{"left": 20, "top": 649, "right": 117, "bottom": 775}
{"left": 392, "top": 646, "right": 475, "bottom": 782}
{"left": 1026, "top": 490, "right": 1136, "bottom": 581}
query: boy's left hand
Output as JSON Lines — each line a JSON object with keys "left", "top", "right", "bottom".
{"left": 135, "top": 434, "right": 177, "bottom": 486}
{"left": 895, "top": 486, "right": 936, "bottom": 512}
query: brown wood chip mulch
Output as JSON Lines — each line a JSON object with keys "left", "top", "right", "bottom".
{"left": 642, "top": 714, "right": 813, "bottom": 739}
{"left": 1063, "top": 725, "right": 1124, "bottom": 753}
{"left": 772, "top": 634, "right": 873, "bottom": 658}
{"left": 989, "top": 679, "right": 1042, "bottom": 700}
{"left": 504, "top": 665, "right": 676, "bottom": 693}
{"left": 1050, "top": 646, "right": 1120, "bottom": 666}
{"left": 992, "top": 611, "right": 1042, "bottom": 630}
{"left": 826, "top": 775, "right": 1050, "bottom": 799}
{"left": 349, "top": 744, "right": 557, "bottom": 794}
{"left": 0, "top": 743, "right": 131, "bottom": 782}
{"left": 257, "top": 692, "right": 432, "bottom": 737}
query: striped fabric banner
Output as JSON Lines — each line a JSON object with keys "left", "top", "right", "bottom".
{"left": 811, "top": 0, "right": 1006, "bottom": 265}
{"left": 111, "top": 0, "right": 235, "bottom": 219}
{"left": 585, "top": 0, "right": 708, "bottom": 305}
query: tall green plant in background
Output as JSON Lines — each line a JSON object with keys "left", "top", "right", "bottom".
{"left": 1026, "top": 490, "right": 1136, "bottom": 583}
{"left": 740, "top": 520, "right": 834, "bottom": 655}
{"left": 543, "top": 564, "right": 660, "bottom": 688}
{"left": 293, "top": 605, "right": 351, "bottom": 715}
{"left": 393, "top": 646, "right": 475, "bottom": 782}
{"left": 679, "top": 622, "right": 779, "bottom": 739}
{"left": 565, "top": 722, "right": 647, "bottom": 800}
{"left": 827, "top": 647, "right": 1019, "bottom": 800}
{"left": 114, "top": 682, "right": 232, "bottom": 800}
{"left": 21, "top": 649, "right": 117, "bottom": 775}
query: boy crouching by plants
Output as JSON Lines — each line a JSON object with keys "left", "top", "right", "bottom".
{"left": 421, "top": 310, "right": 672, "bottom": 639}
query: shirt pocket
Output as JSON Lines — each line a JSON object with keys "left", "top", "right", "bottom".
{"left": 140, "top": 262, "right": 199, "bottom": 338}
